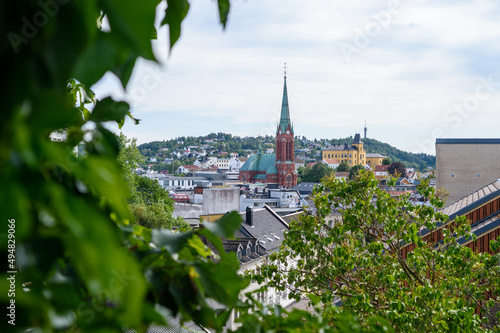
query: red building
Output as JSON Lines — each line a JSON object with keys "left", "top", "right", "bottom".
{"left": 239, "top": 70, "right": 297, "bottom": 188}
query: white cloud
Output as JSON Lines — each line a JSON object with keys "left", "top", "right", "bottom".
{"left": 92, "top": 0, "right": 500, "bottom": 154}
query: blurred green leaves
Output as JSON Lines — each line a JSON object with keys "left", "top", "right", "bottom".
{"left": 163, "top": 0, "right": 190, "bottom": 50}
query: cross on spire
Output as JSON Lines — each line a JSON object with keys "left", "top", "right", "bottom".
{"left": 283, "top": 62, "right": 287, "bottom": 78}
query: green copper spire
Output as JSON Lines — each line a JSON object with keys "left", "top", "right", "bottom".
{"left": 277, "top": 63, "right": 293, "bottom": 135}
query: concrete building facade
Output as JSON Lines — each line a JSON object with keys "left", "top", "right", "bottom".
{"left": 436, "top": 138, "right": 500, "bottom": 205}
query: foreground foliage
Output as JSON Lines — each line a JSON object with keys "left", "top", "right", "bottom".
{"left": 260, "top": 171, "right": 500, "bottom": 332}
{"left": 118, "top": 134, "right": 188, "bottom": 229}
{"left": 0, "top": 1, "right": 394, "bottom": 332}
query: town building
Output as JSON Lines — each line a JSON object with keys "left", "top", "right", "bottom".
{"left": 321, "top": 134, "right": 387, "bottom": 167}
{"left": 294, "top": 158, "right": 305, "bottom": 171}
{"left": 366, "top": 153, "right": 387, "bottom": 166}
{"left": 374, "top": 164, "right": 389, "bottom": 177}
{"left": 321, "top": 134, "right": 366, "bottom": 166}
{"left": 239, "top": 188, "right": 307, "bottom": 213}
{"left": 322, "top": 158, "right": 340, "bottom": 169}
{"left": 239, "top": 71, "right": 298, "bottom": 188}
{"left": 436, "top": 138, "right": 500, "bottom": 206}
{"left": 172, "top": 187, "right": 240, "bottom": 220}
{"left": 229, "top": 156, "right": 247, "bottom": 172}
{"left": 401, "top": 178, "right": 500, "bottom": 261}
{"left": 177, "top": 164, "right": 201, "bottom": 174}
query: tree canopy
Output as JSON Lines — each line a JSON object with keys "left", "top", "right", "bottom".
{"left": 299, "top": 163, "right": 335, "bottom": 183}
{"left": 336, "top": 161, "right": 350, "bottom": 172}
{"left": 259, "top": 171, "right": 500, "bottom": 332}
{"left": 349, "top": 164, "right": 364, "bottom": 179}
{"left": 388, "top": 161, "right": 407, "bottom": 178}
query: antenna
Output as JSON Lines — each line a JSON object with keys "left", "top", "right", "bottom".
{"left": 283, "top": 62, "right": 287, "bottom": 78}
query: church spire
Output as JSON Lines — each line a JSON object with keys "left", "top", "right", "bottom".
{"left": 277, "top": 63, "right": 293, "bottom": 135}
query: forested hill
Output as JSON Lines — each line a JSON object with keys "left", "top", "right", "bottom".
{"left": 137, "top": 133, "right": 435, "bottom": 170}
{"left": 323, "top": 137, "right": 435, "bottom": 170}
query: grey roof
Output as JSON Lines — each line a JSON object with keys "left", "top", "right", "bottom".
{"left": 436, "top": 138, "right": 500, "bottom": 144}
{"left": 441, "top": 179, "right": 500, "bottom": 219}
{"left": 322, "top": 144, "right": 360, "bottom": 151}
{"left": 281, "top": 211, "right": 304, "bottom": 225}
{"left": 366, "top": 153, "right": 387, "bottom": 158}
{"left": 291, "top": 182, "right": 318, "bottom": 195}
{"left": 238, "top": 206, "right": 289, "bottom": 252}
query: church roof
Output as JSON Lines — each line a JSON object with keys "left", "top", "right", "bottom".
{"left": 277, "top": 73, "right": 293, "bottom": 135}
{"left": 266, "top": 164, "right": 278, "bottom": 174}
{"left": 240, "top": 153, "right": 277, "bottom": 173}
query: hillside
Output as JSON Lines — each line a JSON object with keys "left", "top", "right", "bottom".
{"left": 137, "top": 133, "right": 435, "bottom": 171}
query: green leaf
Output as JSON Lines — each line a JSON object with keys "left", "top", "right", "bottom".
{"left": 99, "top": 0, "right": 157, "bottom": 61}
{"left": 90, "top": 97, "right": 130, "bottom": 124}
{"left": 203, "top": 211, "right": 242, "bottom": 239}
{"left": 151, "top": 229, "right": 193, "bottom": 253}
{"left": 162, "top": 0, "right": 190, "bottom": 50}
{"left": 307, "top": 293, "right": 321, "bottom": 306}
{"left": 217, "top": 0, "right": 230, "bottom": 29}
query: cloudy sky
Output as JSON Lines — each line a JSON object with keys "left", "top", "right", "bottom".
{"left": 92, "top": 0, "right": 500, "bottom": 154}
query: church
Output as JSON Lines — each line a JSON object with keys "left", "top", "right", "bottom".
{"left": 238, "top": 70, "right": 298, "bottom": 188}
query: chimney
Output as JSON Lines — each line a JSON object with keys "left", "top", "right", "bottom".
{"left": 246, "top": 206, "right": 253, "bottom": 226}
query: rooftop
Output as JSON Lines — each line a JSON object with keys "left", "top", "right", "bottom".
{"left": 436, "top": 138, "right": 500, "bottom": 144}
{"left": 441, "top": 179, "right": 500, "bottom": 219}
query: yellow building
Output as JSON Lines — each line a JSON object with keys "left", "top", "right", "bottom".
{"left": 366, "top": 153, "right": 387, "bottom": 166}
{"left": 322, "top": 134, "right": 387, "bottom": 167}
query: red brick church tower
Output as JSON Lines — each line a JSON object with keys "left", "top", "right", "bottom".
{"left": 275, "top": 65, "right": 297, "bottom": 188}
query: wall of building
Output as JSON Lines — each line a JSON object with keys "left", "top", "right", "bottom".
{"left": 202, "top": 187, "right": 240, "bottom": 215}
{"left": 172, "top": 203, "right": 203, "bottom": 219}
{"left": 366, "top": 157, "right": 384, "bottom": 165}
{"left": 322, "top": 148, "right": 365, "bottom": 166}
{"left": 436, "top": 139, "right": 500, "bottom": 206}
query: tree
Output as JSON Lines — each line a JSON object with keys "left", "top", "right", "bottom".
{"left": 301, "top": 163, "right": 334, "bottom": 183}
{"left": 336, "top": 161, "right": 350, "bottom": 172}
{"left": 435, "top": 186, "right": 450, "bottom": 205}
{"left": 382, "top": 157, "right": 391, "bottom": 165}
{"left": 118, "top": 133, "right": 145, "bottom": 202}
{"left": 259, "top": 171, "right": 500, "bottom": 332}
{"left": 387, "top": 161, "right": 406, "bottom": 178}
{"left": 349, "top": 164, "right": 364, "bottom": 180}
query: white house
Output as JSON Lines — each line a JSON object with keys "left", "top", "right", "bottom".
{"left": 322, "top": 158, "right": 340, "bottom": 169}
{"left": 229, "top": 157, "right": 247, "bottom": 172}
{"left": 374, "top": 165, "right": 389, "bottom": 176}
{"left": 177, "top": 165, "right": 200, "bottom": 174}
{"left": 194, "top": 157, "right": 217, "bottom": 169}
{"left": 216, "top": 158, "right": 230, "bottom": 170}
